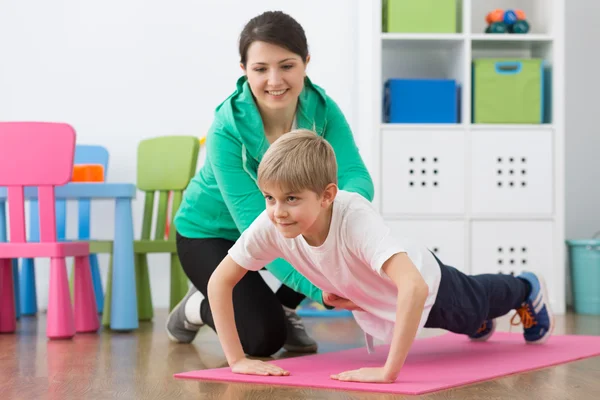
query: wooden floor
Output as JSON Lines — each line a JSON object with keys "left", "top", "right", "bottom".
{"left": 1, "top": 310, "right": 600, "bottom": 400}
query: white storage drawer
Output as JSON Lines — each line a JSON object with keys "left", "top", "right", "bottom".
{"left": 470, "top": 220, "right": 557, "bottom": 307}
{"left": 386, "top": 219, "right": 467, "bottom": 273}
{"left": 381, "top": 130, "right": 465, "bottom": 215}
{"left": 470, "top": 130, "right": 553, "bottom": 215}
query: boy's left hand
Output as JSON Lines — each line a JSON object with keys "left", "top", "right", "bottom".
{"left": 330, "top": 367, "right": 395, "bottom": 383}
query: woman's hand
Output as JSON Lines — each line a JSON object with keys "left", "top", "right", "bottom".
{"left": 231, "top": 358, "right": 289, "bottom": 376}
{"left": 322, "top": 292, "right": 363, "bottom": 311}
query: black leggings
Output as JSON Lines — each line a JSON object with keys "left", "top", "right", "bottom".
{"left": 176, "top": 232, "right": 305, "bottom": 357}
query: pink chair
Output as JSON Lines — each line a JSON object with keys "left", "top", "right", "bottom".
{"left": 0, "top": 122, "right": 99, "bottom": 339}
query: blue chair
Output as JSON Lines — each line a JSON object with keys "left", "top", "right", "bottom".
{"left": 19, "top": 144, "right": 109, "bottom": 315}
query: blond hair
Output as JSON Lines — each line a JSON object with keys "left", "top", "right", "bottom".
{"left": 258, "top": 129, "right": 337, "bottom": 194}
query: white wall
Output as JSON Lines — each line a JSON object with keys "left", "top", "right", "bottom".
{"left": 0, "top": 0, "right": 361, "bottom": 310}
{"left": 3, "top": 0, "right": 594, "bottom": 312}
{"left": 565, "top": 1, "right": 600, "bottom": 241}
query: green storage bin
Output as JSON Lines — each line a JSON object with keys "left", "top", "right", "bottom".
{"left": 383, "top": 0, "right": 457, "bottom": 33}
{"left": 566, "top": 237, "right": 600, "bottom": 315}
{"left": 473, "top": 58, "right": 545, "bottom": 124}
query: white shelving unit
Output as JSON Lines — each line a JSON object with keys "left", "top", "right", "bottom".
{"left": 356, "top": 0, "right": 566, "bottom": 313}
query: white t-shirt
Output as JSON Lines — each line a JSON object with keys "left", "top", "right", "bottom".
{"left": 228, "top": 190, "right": 441, "bottom": 350}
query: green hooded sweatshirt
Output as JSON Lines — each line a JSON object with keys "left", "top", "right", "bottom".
{"left": 174, "top": 75, "right": 374, "bottom": 305}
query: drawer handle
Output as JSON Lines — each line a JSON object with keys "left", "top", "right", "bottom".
{"left": 495, "top": 61, "right": 522, "bottom": 75}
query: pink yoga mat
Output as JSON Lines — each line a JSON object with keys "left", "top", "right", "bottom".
{"left": 174, "top": 332, "right": 600, "bottom": 395}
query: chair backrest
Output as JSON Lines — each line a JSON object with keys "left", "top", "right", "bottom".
{"left": 0, "top": 122, "right": 76, "bottom": 243}
{"left": 74, "top": 144, "right": 111, "bottom": 239}
{"left": 136, "top": 136, "right": 199, "bottom": 241}
{"left": 26, "top": 144, "right": 110, "bottom": 242}
{"left": 75, "top": 145, "right": 110, "bottom": 180}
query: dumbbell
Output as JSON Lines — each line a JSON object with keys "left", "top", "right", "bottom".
{"left": 485, "top": 22, "right": 508, "bottom": 34}
{"left": 486, "top": 9, "right": 504, "bottom": 24}
{"left": 510, "top": 10, "right": 530, "bottom": 34}
{"left": 511, "top": 19, "right": 530, "bottom": 34}
{"left": 485, "top": 9, "right": 530, "bottom": 34}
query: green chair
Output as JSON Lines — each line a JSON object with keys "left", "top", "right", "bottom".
{"left": 94, "top": 136, "right": 200, "bottom": 327}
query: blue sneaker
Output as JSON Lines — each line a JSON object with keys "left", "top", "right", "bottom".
{"left": 469, "top": 319, "right": 497, "bottom": 341}
{"left": 511, "top": 272, "right": 555, "bottom": 344}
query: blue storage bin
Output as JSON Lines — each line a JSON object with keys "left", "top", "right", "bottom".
{"left": 384, "top": 78, "right": 460, "bottom": 123}
{"left": 566, "top": 236, "right": 600, "bottom": 315}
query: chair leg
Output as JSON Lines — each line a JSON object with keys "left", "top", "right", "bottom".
{"left": 74, "top": 254, "right": 104, "bottom": 314}
{"left": 135, "top": 254, "right": 153, "bottom": 321}
{"left": 12, "top": 259, "right": 20, "bottom": 320}
{"left": 74, "top": 256, "right": 100, "bottom": 333}
{"left": 89, "top": 254, "right": 104, "bottom": 314}
{"left": 0, "top": 258, "right": 16, "bottom": 333}
{"left": 47, "top": 257, "right": 75, "bottom": 339}
{"left": 19, "top": 258, "right": 37, "bottom": 316}
{"left": 68, "top": 260, "right": 75, "bottom": 299}
{"left": 101, "top": 253, "right": 113, "bottom": 327}
{"left": 169, "top": 253, "right": 189, "bottom": 312}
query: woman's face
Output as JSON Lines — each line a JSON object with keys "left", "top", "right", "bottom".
{"left": 242, "top": 41, "right": 309, "bottom": 112}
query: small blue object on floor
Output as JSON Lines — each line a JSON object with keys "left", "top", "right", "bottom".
{"left": 384, "top": 78, "right": 460, "bottom": 124}
{"left": 296, "top": 299, "right": 353, "bottom": 318}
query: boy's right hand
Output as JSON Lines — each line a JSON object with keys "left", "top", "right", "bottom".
{"left": 231, "top": 358, "right": 290, "bottom": 376}
{"left": 323, "top": 292, "right": 364, "bottom": 311}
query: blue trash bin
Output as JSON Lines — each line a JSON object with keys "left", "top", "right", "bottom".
{"left": 566, "top": 234, "right": 600, "bottom": 315}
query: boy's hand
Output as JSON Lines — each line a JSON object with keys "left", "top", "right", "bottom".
{"left": 231, "top": 358, "right": 290, "bottom": 377}
{"left": 322, "top": 292, "right": 364, "bottom": 311}
{"left": 331, "top": 367, "right": 395, "bottom": 383}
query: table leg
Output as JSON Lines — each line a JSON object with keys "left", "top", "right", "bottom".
{"left": 0, "top": 201, "right": 6, "bottom": 243}
{"left": 110, "top": 198, "right": 138, "bottom": 330}
{"left": 20, "top": 200, "right": 40, "bottom": 316}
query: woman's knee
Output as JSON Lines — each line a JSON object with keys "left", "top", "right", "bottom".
{"left": 241, "top": 322, "right": 286, "bottom": 357}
